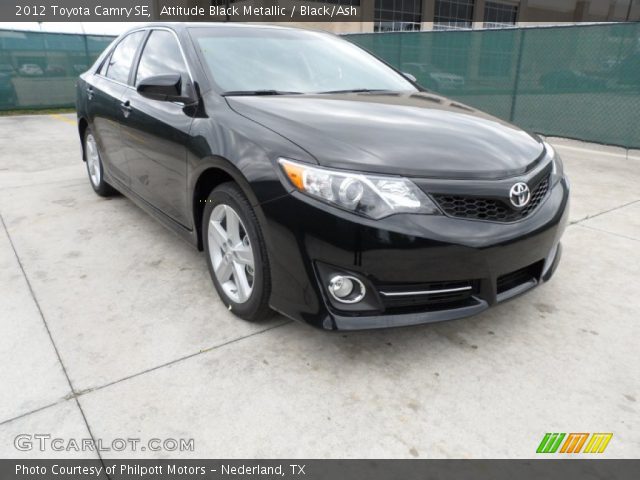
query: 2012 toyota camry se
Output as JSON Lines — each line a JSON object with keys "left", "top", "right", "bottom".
{"left": 75, "top": 23, "right": 569, "bottom": 330}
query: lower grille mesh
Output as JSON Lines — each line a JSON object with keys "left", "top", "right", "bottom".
{"left": 497, "top": 261, "right": 544, "bottom": 294}
{"left": 378, "top": 280, "right": 478, "bottom": 313}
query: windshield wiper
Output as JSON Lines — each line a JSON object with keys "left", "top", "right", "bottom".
{"left": 316, "top": 88, "right": 392, "bottom": 94}
{"left": 221, "top": 90, "right": 302, "bottom": 97}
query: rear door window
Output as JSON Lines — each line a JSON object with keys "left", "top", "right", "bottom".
{"left": 97, "top": 52, "right": 111, "bottom": 76}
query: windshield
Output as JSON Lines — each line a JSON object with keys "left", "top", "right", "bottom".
{"left": 189, "top": 27, "right": 417, "bottom": 95}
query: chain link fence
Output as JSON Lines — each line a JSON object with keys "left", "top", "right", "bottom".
{"left": 0, "top": 25, "right": 638, "bottom": 148}
{"left": 0, "top": 29, "right": 113, "bottom": 110}
{"left": 347, "top": 23, "right": 640, "bottom": 149}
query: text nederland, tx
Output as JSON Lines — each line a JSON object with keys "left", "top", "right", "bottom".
{"left": 15, "top": 463, "right": 307, "bottom": 476}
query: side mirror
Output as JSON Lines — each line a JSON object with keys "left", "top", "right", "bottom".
{"left": 402, "top": 72, "right": 417, "bottom": 83}
{"left": 137, "top": 73, "right": 194, "bottom": 103}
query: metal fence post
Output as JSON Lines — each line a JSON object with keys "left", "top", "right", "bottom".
{"left": 83, "top": 34, "right": 90, "bottom": 65}
{"left": 509, "top": 28, "right": 526, "bottom": 123}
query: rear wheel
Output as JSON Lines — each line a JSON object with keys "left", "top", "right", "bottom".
{"left": 203, "top": 182, "right": 272, "bottom": 321}
{"left": 83, "top": 127, "right": 116, "bottom": 197}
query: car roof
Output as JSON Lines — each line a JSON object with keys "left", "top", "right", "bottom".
{"left": 121, "top": 22, "right": 303, "bottom": 36}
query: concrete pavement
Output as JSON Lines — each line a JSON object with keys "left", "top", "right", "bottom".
{"left": 1, "top": 114, "right": 638, "bottom": 459}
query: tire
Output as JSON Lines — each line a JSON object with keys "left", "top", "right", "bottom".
{"left": 203, "top": 182, "right": 272, "bottom": 322}
{"left": 83, "top": 126, "right": 116, "bottom": 197}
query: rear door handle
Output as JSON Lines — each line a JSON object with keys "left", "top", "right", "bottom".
{"left": 120, "top": 100, "right": 132, "bottom": 117}
{"left": 86, "top": 87, "right": 93, "bottom": 100}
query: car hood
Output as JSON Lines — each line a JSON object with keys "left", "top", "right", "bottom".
{"left": 226, "top": 91, "right": 545, "bottom": 179}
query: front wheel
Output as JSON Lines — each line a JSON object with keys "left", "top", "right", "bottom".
{"left": 83, "top": 127, "right": 116, "bottom": 197}
{"left": 203, "top": 182, "right": 272, "bottom": 322}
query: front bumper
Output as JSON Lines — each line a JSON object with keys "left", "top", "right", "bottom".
{"left": 260, "top": 177, "right": 570, "bottom": 330}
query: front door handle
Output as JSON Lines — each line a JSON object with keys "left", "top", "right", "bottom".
{"left": 120, "top": 100, "right": 132, "bottom": 118}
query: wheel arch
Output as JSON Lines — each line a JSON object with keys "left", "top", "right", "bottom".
{"left": 78, "top": 117, "right": 89, "bottom": 161}
{"left": 191, "top": 157, "right": 264, "bottom": 252}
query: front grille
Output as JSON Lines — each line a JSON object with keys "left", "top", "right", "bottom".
{"left": 378, "top": 280, "right": 478, "bottom": 314}
{"left": 433, "top": 175, "right": 550, "bottom": 222}
{"left": 497, "top": 261, "right": 544, "bottom": 295}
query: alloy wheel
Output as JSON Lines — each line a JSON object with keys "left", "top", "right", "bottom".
{"left": 85, "top": 133, "right": 101, "bottom": 187}
{"left": 207, "top": 204, "right": 255, "bottom": 304}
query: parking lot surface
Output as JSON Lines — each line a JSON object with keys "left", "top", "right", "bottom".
{"left": 1, "top": 114, "right": 639, "bottom": 459}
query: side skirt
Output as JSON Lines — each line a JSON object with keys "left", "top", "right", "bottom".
{"left": 104, "top": 170, "right": 199, "bottom": 250}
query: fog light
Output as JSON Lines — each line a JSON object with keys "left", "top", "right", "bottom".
{"left": 330, "top": 276, "right": 353, "bottom": 298}
{"left": 328, "top": 275, "right": 366, "bottom": 304}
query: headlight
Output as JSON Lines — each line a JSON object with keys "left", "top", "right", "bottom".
{"left": 544, "top": 142, "right": 564, "bottom": 183}
{"left": 278, "top": 158, "right": 440, "bottom": 219}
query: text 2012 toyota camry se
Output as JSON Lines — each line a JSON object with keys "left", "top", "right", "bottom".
{"left": 75, "top": 23, "right": 569, "bottom": 330}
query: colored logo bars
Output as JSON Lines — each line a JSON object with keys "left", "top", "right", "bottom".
{"left": 537, "top": 433, "right": 613, "bottom": 454}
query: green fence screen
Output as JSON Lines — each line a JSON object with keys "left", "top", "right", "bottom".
{"left": 346, "top": 23, "right": 640, "bottom": 149}
{"left": 0, "top": 29, "right": 114, "bottom": 111}
{"left": 0, "top": 25, "right": 638, "bottom": 148}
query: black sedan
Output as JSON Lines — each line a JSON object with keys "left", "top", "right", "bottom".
{"left": 75, "top": 23, "right": 569, "bottom": 330}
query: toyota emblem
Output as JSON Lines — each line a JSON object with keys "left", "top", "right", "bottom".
{"left": 509, "top": 182, "right": 531, "bottom": 208}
